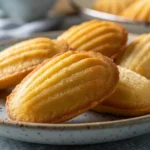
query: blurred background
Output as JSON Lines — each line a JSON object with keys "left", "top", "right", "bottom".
{"left": 0, "top": 0, "right": 149, "bottom": 41}
{"left": 0, "top": 0, "right": 84, "bottom": 41}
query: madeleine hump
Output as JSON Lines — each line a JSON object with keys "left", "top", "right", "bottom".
{"left": 0, "top": 38, "right": 69, "bottom": 89}
{"left": 6, "top": 51, "right": 119, "bottom": 123}
{"left": 58, "top": 20, "right": 128, "bottom": 60}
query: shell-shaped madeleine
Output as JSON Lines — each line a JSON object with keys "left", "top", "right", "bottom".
{"left": 93, "top": 0, "right": 136, "bottom": 15}
{"left": 57, "top": 20, "right": 128, "bottom": 60}
{"left": 117, "top": 34, "right": 150, "bottom": 79}
{"left": 0, "top": 38, "right": 69, "bottom": 89}
{"left": 121, "top": 0, "right": 150, "bottom": 22}
{"left": 6, "top": 51, "right": 119, "bottom": 123}
{"left": 93, "top": 66, "right": 150, "bottom": 116}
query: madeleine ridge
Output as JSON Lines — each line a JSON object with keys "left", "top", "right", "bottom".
{"left": 0, "top": 38, "right": 69, "bottom": 89}
{"left": 93, "top": 66, "right": 150, "bottom": 116}
{"left": 6, "top": 51, "right": 119, "bottom": 123}
{"left": 57, "top": 20, "right": 128, "bottom": 60}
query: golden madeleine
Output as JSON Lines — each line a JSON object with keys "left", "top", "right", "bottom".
{"left": 93, "top": 0, "right": 136, "bottom": 15}
{"left": 6, "top": 51, "right": 119, "bottom": 123}
{"left": 93, "top": 66, "right": 150, "bottom": 116}
{"left": 121, "top": 0, "right": 150, "bottom": 22}
{"left": 117, "top": 34, "right": 150, "bottom": 79}
{"left": 57, "top": 20, "right": 128, "bottom": 60}
{"left": 0, "top": 38, "right": 69, "bottom": 89}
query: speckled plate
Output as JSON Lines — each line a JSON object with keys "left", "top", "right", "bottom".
{"left": 0, "top": 32, "right": 149, "bottom": 145}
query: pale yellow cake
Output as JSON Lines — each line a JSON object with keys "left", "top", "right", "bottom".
{"left": 121, "top": 0, "right": 150, "bottom": 22}
{"left": 93, "top": 0, "right": 136, "bottom": 15}
{"left": 0, "top": 38, "right": 69, "bottom": 89}
{"left": 93, "top": 66, "right": 150, "bottom": 116}
{"left": 117, "top": 34, "right": 150, "bottom": 79}
{"left": 58, "top": 20, "right": 128, "bottom": 60}
{"left": 6, "top": 51, "right": 119, "bottom": 123}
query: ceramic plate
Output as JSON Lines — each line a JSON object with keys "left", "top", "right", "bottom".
{"left": 70, "top": 0, "right": 150, "bottom": 34}
{"left": 0, "top": 31, "right": 149, "bottom": 145}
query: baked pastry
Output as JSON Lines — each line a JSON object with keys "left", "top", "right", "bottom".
{"left": 93, "top": 0, "right": 136, "bottom": 15}
{"left": 58, "top": 20, "right": 128, "bottom": 60}
{"left": 93, "top": 66, "right": 150, "bottom": 116}
{"left": 121, "top": 0, "right": 150, "bottom": 22}
{"left": 117, "top": 34, "right": 150, "bottom": 79}
{"left": 6, "top": 51, "right": 119, "bottom": 123}
{"left": 0, "top": 38, "right": 69, "bottom": 89}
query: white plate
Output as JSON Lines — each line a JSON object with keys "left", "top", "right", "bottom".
{"left": 0, "top": 32, "right": 149, "bottom": 145}
{"left": 70, "top": 0, "right": 150, "bottom": 34}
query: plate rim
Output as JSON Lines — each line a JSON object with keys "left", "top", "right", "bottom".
{"left": 0, "top": 31, "right": 148, "bottom": 129}
{"left": 1, "top": 114, "right": 150, "bottom": 129}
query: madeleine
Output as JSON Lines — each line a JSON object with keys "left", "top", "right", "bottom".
{"left": 58, "top": 20, "right": 128, "bottom": 60}
{"left": 93, "top": 66, "right": 150, "bottom": 116}
{"left": 121, "top": 0, "right": 150, "bottom": 22}
{"left": 93, "top": 0, "right": 136, "bottom": 15}
{"left": 117, "top": 34, "right": 150, "bottom": 79}
{"left": 6, "top": 51, "right": 119, "bottom": 123}
{"left": 0, "top": 38, "right": 69, "bottom": 89}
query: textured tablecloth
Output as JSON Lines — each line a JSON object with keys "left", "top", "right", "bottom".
{"left": 0, "top": 15, "right": 84, "bottom": 41}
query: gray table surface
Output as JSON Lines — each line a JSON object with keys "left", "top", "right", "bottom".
{"left": 0, "top": 16, "right": 149, "bottom": 150}
{"left": 1, "top": 133, "right": 150, "bottom": 150}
